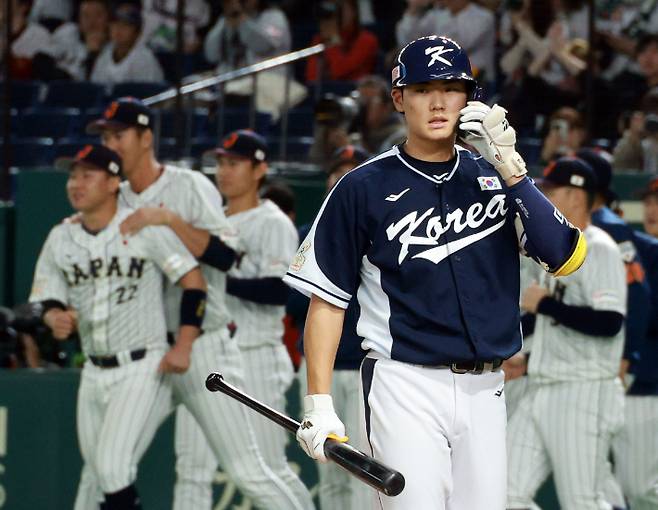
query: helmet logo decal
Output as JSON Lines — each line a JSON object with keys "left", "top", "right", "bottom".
{"left": 425, "top": 46, "right": 454, "bottom": 67}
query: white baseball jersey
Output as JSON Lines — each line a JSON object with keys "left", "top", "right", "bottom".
{"left": 90, "top": 42, "right": 164, "bottom": 84}
{"left": 225, "top": 199, "right": 298, "bottom": 348}
{"left": 526, "top": 224, "right": 627, "bottom": 383}
{"left": 119, "top": 165, "right": 238, "bottom": 333}
{"left": 120, "top": 166, "right": 308, "bottom": 510}
{"left": 29, "top": 208, "right": 198, "bottom": 355}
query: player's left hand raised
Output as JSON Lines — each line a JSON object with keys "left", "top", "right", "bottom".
{"left": 458, "top": 101, "right": 528, "bottom": 183}
{"left": 120, "top": 207, "right": 172, "bottom": 236}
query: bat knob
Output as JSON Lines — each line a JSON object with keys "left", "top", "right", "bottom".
{"left": 205, "top": 372, "right": 223, "bottom": 392}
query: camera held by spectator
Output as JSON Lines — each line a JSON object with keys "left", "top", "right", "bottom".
{"left": 541, "top": 107, "right": 587, "bottom": 163}
{"left": 614, "top": 92, "right": 658, "bottom": 173}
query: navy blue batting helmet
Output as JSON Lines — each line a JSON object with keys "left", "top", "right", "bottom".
{"left": 391, "top": 36, "right": 480, "bottom": 99}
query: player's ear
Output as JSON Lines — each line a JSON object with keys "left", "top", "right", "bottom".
{"left": 140, "top": 128, "right": 153, "bottom": 150}
{"left": 253, "top": 161, "right": 268, "bottom": 182}
{"left": 108, "top": 175, "right": 121, "bottom": 194}
{"left": 391, "top": 88, "right": 404, "bottom": 114}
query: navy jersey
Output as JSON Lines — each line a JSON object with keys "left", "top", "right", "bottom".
{"left": 592, "top": 206, "right": 651, "bottom": 361}
{"left": 284, "top": 145, "right": 581, "bottom": 366}
{"left": 629, "top": 231, "right": 658, "bottom": 392}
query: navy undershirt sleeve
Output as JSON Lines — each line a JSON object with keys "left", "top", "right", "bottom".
{"left": 199, "top": 235, "right": 236, "bottom": 271}
{"left": 508, "top": 177, "right": 580, "bottom": 271}
{"left": 226, "top": 276, "right": 289, "bottom": 305}
{"left": 537, "top": 297, "right": 624, "bottom": 337}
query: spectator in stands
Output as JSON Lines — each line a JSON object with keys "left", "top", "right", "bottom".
{"left": 540, "top": 106, "right": 587, "bottom": 163}
{"left": 613, "top": 111, "right": 658, "bottom": 174}
{"left": 90, "top": 3, "right": 164, "bottom": 84}
{"left": 204, "top": 0, "right": 291, "bottom": 74}
{"left": 29, "top": 0, "right": 72, "bottom": 31}
{"left": 396, "top": 0, "right": 495, "bottom": 84}
{"left": 351, "top": 75, "right": 404, "bottom": 153}
{"left": 499, "top": 0, "right": 587, "bottom": 132}
{"left": 597, "top": 1, "right": 658, "bottom": 82}
{"left": 640, "top": 177, "right": 658, "bottom": 238}
{"left": 141, "top": 0, "right": 211, "bottom": 53}
{"left": 594, "top": 33, "right": 658, "bottom": 139}
{"left": 38, "top": 0, "right": 110, "bottom": 81}
{"left": 0, "top": 0, "right": 51, "bottom": 79}
{"left": 305, "top": 0, "right": 379, "bottom": 82}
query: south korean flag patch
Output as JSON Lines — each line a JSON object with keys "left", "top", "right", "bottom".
{"left": 477, "top": 176, "right": 502, "bottom": 191}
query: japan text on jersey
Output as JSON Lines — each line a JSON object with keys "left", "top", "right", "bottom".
{"left": 285, "top": 145, "right": 526, "bottom": 366}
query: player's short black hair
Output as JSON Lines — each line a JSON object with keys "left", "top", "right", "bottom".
{"left": 261, "top": 181, "right": 296, "bottom": 217}
{"left": 637, "top": 33, "right": 658, "bottom": 55}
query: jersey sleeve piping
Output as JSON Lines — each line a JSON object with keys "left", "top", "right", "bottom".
{"left": 283, "top": 273, "right": 351, "bottom": 309}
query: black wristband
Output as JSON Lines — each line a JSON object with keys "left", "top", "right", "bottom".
{"left": 180, "top": 289, "right": 207, "bottom": 328}
{"left": 199, "top": 235, "right": 236, "bottom": 271}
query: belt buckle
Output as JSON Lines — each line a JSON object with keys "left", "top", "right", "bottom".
{"left": 450, "top": 363, "right": 470, "bottom": 374}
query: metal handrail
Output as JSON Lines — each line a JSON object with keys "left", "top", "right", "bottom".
{"left": 143, "top": 43, "right": 325, "bottom": 106}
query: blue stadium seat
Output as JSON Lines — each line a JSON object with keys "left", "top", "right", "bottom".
{"left": 211, "top": 109, "right": 272, "bottom": 138}
{"left": 14, "top": 108, "right": 81, "bottom": 140}
{"left": 152, "top": 109, "right": 210, "bottom": 140}
{"left": 42, "top": 81, "right": 106, "bottom": 110}
{"left": 110, "top": 82, "right": 170, "bottom": 101}
{"left": 0, "top": 81, "right": 42, "bottom": 110}
{"left": 4, "top": 138, "right": 56, "bottom": 167}
{"left": 272, "top": 108, "right": 314, "bottom": 137}
{"left": 268, "top": 136, "right": 313, "bottom": 160}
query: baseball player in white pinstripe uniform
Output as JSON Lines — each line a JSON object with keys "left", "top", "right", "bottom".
{"left": 507, "top": 158, "right": 627, "bottom": 510}
{"left": 88, "top": 98, "right": 308, "bottom": 510}
{"left": 29, "top": 145, "right": 207, "bottom": 510}
{"left": 217, "top": 130, "right": 313, "bottom": 508}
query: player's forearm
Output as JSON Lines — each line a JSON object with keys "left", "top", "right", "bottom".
{"left": 509, "top": 177, "right": 585, "bottom": 275}
{"left": 304, "top": 294, "right": 345, "bottom": 394}
{"left": 166, "top": 213, "right": 211, "bottom": 259}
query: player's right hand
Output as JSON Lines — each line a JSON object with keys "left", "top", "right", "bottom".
{"left": 158, "top": 342, "right": 192, "bottom": 373}
{"left": 43, "top": 308, "right": 78, "bottom": 340}
{"left": 297, "top": 394, "right": 346, "bottom": 463}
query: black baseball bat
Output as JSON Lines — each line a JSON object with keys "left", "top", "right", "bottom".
{"left": 205, "top": 372, "right": 405, "bottom": 497}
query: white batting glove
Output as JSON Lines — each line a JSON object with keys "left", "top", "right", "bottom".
{"left": 459, "top": 101, "right": 528, "bottom": 181}
{"left": 297, "top": 394, "right": 346, "bottom": 463}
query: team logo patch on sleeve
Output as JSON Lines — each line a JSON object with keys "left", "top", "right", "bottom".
{"left": 477, "top": 176, "right": 502, "bottom": 191}
{"left": 290, "top": 241, "right": 311, "bottom": 271}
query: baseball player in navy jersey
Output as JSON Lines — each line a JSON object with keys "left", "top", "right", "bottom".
{"left": 87, "top": 98, "right": 308, "bottom": 510}
{"left": 612, "top": 179, "right": 658, "bottom": 509}
{"left": 293, "top": 145, "right": 373, "bottom": 510}
{"left": 507, "top": 158, "right": 627, "bottom": 510}
{"left": 29, "top": 145, "right": 207, "bottom": 510}
{"left": 284, "top": 36, "right": 586, "bottom": 510}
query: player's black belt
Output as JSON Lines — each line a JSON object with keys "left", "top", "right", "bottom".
{"left": 88, "top": 348, "right": 147, "bottom": 368}
{"left": 443, "top": 359, "right": 503, "bottom": 375}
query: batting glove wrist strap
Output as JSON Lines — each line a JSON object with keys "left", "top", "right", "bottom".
{"left": 297, "top": 394, "right": 346, "bottom": 463}
{"left": 459, "top": 101, "right": 528, "bottom": 181}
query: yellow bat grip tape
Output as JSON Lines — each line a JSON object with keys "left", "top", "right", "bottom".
{"left": 327, "top": 433, "right": 349, "bottom": 443}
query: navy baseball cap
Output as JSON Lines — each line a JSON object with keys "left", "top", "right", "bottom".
{"left": 538, "top": 157, "right": 598, "bottom": 192}
{"left": 328, "top": 145, "right": 370, "bottom": 173}
{"left": 391, "top": 36, "right": 478, "bottom": 96}
{"left": 86, "top": 97, "right": 153, "bottom": 134}
{"left": 215, "top": 130, "right": 268, "bottom": 162}
{"left": 575, "top": 148, "right": 617, "bottom": 203}
{"left": 55, "top": 144, "right": 122, "bottom": 175}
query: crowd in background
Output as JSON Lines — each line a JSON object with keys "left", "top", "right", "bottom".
{"left": 0, "top": 0, "right": 657, "bottom": 172}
